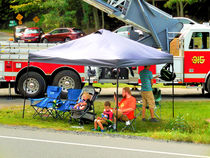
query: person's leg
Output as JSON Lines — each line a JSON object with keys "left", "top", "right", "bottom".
{"left": 141, "top": 91, "right": 147, "bottom": 119}
{"left": 94, "top": 119, "right": 98, "bottom": 129}
{"left": 121, "top": 114, "right": 129, "bottom": 121}
{"left": 149, "top": 108, "right": 155, "bottom": 118}
{"left": 97, "top": 120, "right": 104, "bottom": 130}
{"left": 142, "top": 106, "right": 146, "bottom": 119}
{"left": 147, "top": 91, "right": 158, "bottom": 122}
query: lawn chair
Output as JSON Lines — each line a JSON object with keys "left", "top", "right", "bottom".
{"left": 29, "top": 86, "right": 62, "bottom": 118}
{"left": 120, "top": 108, "right": 136, "bottom": 132}
{"left": 153, "top": 88, "right": 161, "bottom": 119}
{"left": 55, "top": 89, "right": 82, "bottom": 119}
{"left": 137, "top": 88, "right": 162, "bottom": 119}
{"left": 70, "top": 86, "right": 101, "bottom": 125}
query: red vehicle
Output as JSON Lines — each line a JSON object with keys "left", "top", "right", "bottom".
{"left": 41, "top": 28, "right": 85, "bottom": 43}
{"left": 0, "top": 42, "right": 87, "bottom": 98}
{"left": 21, "top": 27, "right": 44, "bottom": 43}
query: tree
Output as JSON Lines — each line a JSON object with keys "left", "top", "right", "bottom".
{"left": 164, "top": 0, "right": 199, "bottom": 17}
{"left": 0, "top": 0, "right": 14, "bottom": 28}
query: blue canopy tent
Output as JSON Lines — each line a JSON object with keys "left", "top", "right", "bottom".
{"left": 24, "top": 29, "right": 174, "bottom": 130}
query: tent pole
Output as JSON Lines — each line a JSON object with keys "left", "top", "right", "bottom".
{"left": 116, "top": 68, "right": 119, "bottom": 131}
{"left": 22, "top": 60, "right": 30, "bottom": 118}
{"left": 172, "top": 63, "right": 175, "bottom": 118}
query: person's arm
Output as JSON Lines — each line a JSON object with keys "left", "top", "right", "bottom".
{"left": 151, "top": 79, "right": 154, "bottom": 87}
{"left": 79, "top": 102, "right": 87, "bottom": 110}
{"left": 74, "top": 103, "right": 80, "bottom": 109}
{"left": 122, "top": 98, "right": 136, "bottom": 113}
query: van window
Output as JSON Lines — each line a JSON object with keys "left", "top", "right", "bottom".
{"left": 117, "top": 26, "right": 129, "bottom": 32}
{"left": 189, "top": 32, "right": 210, "bottom": 49}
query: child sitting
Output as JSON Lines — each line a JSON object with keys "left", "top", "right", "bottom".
{"left": 73, "top": 92, "right": 91, "bottom": 110}
{"left": 93, "top": 101, "right": 113, "bottom": 132}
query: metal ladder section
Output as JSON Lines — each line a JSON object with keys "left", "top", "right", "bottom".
{"left": 0, "top": 41, "right": 58, "bottom": 60}
{"left": 83, "top": 0, "right": 183, "bottom": 52}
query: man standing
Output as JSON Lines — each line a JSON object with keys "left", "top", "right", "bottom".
{"left": 114, "top": 87, "right": 136, "bottom": 127}
{"left": 140, "top": 65, "right": 158, "bottom": 122}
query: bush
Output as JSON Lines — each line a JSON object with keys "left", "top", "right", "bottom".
{"left": 165, "top": 114, "right": 192, "bottom": 133}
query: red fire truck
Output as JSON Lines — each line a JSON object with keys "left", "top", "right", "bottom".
{"left": 0, "top": 0, "right": 210, "bottom": 98}
{"left": 0, "top": 43, "right": 87, "bottom": 98}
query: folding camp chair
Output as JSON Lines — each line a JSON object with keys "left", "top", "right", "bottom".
{"left": 120, "top": 108, "right": 136, "bottom": 132}
{"left": 29, "top": 86, "right": 62, "bottom": 118}
{"left": 137, "top": 88, "right": 162, "bottom": 119}
{"left": 55, "top": 89, "right": 82, "bottom": 119}
{"left": 70, "top": 86, "right": 101, "bottom": 125}
{"left": 153, "top": 88, "right": 161, "bottom": 119}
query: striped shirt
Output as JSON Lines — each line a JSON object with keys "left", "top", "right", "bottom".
{"left": 139, "top": 69, "right": 153, "bottom": 91}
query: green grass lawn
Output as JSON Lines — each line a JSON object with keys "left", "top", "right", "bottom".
{"left": 0, "top": 101, "right": 209, "bottom": 144}
{"left": 89, "top": 83, "right": 186, "bottom": 88}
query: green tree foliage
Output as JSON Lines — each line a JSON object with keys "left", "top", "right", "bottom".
{"left": 10, "top": 0, "right": 44, "bottom": 16}
{"left": 164, "top": 0, "right": 200, "bottom": 17}
{"left": 0, "top": 0, "right": 13, "bottom": 28}
{"left": 9, "top": 0, "right": 102, "bottom": 31}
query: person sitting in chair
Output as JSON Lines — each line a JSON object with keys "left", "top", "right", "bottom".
{"left": 73, "top": 92, "right": 91, "bottom": 110}
{"left": 93, "top": 101, "right": 113, "bottom": 132}
{"left": 113, "top": 87, "right": 136, "bottom": 129}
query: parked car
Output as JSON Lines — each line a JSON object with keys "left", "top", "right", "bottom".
{"left": 21, "top": 27, "right": 44, "bottom": 43}
{"left": 114, "top": 25, "right": 144, "bottom": 41}
{"left": 14, "top": 26, "right": 27, "bottom": 42}
{"left": 41, "top": 28, "right": 85, "bottom": 43}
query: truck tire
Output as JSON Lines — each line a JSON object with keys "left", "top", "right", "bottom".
{"left": 52, "top": 70, "right": 81, "bottom": 98}
{"left": 207, "top": 78, "right": 210, "bottom": 94}
{"left": 17, "top": 72, "right": 46, "bottom": 98}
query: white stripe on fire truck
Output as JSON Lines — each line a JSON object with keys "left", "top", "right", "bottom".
{"left": 2, "top": 72, "right": 86, "bottom": 78}
{"left": 1, "top": 72, "right": 18, "bottom": 76}
{"left": 184, "top": 74, "right": 206, "bottom": 78}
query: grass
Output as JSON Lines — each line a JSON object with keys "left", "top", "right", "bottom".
{"left": 0, "top": 101, "right": 209, "bottom": 144}
{"left": 89, "top": 83, "right": 186, "bottom": 88}
{"left": 0, "top": 29, "right": 13, "bottom": 34}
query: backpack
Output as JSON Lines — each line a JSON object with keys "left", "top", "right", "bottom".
{"left": 159, "top": 63, "right": 176, "bottom": 81}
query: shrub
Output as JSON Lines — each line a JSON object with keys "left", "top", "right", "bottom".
{"left": 165, "top": 114, "right": 192, "bottom": 133}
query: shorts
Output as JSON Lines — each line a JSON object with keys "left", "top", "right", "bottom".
{"left": 141, "top": 91, "right": 155, "bottom": 109}
{"left": 96, "top": 118, "right": 108, "bottom": 125}
{"left": 113, "top": 110, "right": 129, "bottom": 121}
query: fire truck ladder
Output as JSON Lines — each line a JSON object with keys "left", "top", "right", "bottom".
{"left": 83, "top": 0, "right": 183, "bottom": 52}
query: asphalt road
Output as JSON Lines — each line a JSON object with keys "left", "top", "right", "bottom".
{"left": 0, "top": 32, "right": 12, "bottom": 41}
{"left": 0, "top": 87, "right": 210, "bottom": 109}
{"left": 0, "top": 125, "right": 209, "bottom": 158}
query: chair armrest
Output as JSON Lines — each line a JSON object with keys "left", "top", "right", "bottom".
{"left": 29, "top": 98, "right": 45, "bottom": 105}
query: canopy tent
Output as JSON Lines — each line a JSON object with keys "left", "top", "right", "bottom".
{"left": 29, "top": 30, "right": 173, "bottom": 67}
{"left": 25, "top": 29, "right": 174, "bottom": 130}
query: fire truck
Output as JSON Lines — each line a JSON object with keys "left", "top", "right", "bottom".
{"left": 0, "top": 0, "right": 210, "bottom": 98}
{"left": 82, "top": 0, "right": 210, "bottom": 95}
{"left": 0, "top": 42, "right": 89, "bottom": 98}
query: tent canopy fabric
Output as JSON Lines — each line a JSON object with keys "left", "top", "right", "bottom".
{"left": 29, "top": 29, "right": 173, "bottom": 67}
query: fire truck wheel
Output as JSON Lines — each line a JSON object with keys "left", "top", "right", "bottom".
{"left": 53, "top": 70, "right": 81, "bottom": 98}
{"left": 17, "top": 72, "right": 46, "bottom": 98}
{"left": 207, "top": 78, "right": 210, "bottom": 94}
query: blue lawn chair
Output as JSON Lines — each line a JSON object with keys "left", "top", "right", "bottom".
{"left": 55, "top": 89, "right": 82, "bottom": 119}
{"left": 30, "top": 86, "right": 62, "bottom": 118}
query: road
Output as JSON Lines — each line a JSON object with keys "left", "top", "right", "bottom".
{"left": 0, "top": 125, "right": 209, "bottom": 158}
{"left": 0, "top": 87, "right": 210, "bottom": 109}
{"left": 0, "top": 32, "right": 12, "bottom": 41}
